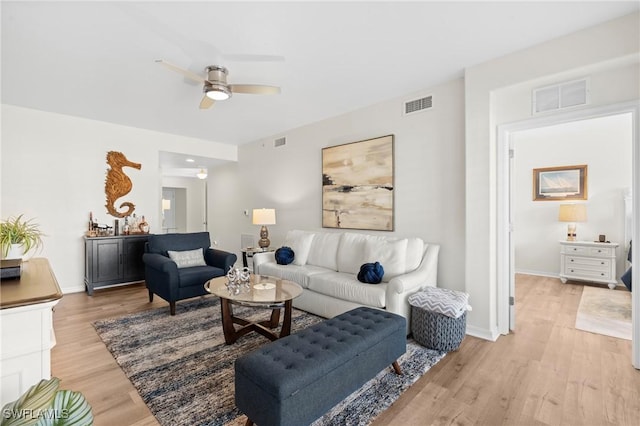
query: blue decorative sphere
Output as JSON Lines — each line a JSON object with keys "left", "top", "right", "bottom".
{"left": 357, "top": 262, "right": 384, "bottom": 284}
{"left": 275, "top": 246, "right": 295, "bottom": 265}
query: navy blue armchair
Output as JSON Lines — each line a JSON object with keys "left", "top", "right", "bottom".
{"left": 143, "top": 232, "right": 237, "bottom": 315}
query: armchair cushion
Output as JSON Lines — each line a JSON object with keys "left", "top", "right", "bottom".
{"left": 147, "top": 232, "right": 212, "bottom": 257}
{"left": 177, "top": 265, "right": 225, "bottom": 288}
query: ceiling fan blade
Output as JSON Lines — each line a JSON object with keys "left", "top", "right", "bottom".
{"left": 223, "top": 53, "right": 285, "bottom": 62}
{"left": 229, "top": 84, "right": 281, "bottom": 95}
{"left": 199, "top": 95, "right": 215, "bottom": 109}
{"left": 156, "top": 59, "right": 206, "bottom": 84}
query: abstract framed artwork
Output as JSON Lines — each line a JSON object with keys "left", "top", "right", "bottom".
{"left": 532, "top": 164, "right": 588, "bottom": 201}
{"left": 322, "top": 134, "right": 394, "bottom": 231}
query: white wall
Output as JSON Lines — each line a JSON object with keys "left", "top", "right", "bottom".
{"left": 1, "top": 105, "right": 237, "bottom": 293}
{"left": 209, "top": 78, "right": 466, "bottom": 292}
{"left": 513, "top": 113, "right": 632, "bottom": 278}
{"left": 465, "top": 12, "right": 639, "bottom": 339}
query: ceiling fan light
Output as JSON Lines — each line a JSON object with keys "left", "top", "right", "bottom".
{"left": 205, "top": 84, "right": 231, "bottom": 101}
{"left": 196, "top": 169, "right": 208, "bottom": 180}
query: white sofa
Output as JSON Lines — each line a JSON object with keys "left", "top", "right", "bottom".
{"left": 253, "top": 230, "right": 440, "bottom": 334}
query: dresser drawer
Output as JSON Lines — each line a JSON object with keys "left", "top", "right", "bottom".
{"left": 562, "top": 245, "right": 614, "bottom": 257}
{"left": 564, "top": 265, "right": 611, "bottom": 280}
{"left": 565, "top": 256, "right": 610, "bottom": 269}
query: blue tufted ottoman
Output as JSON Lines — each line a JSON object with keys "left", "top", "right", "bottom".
{"left": 234, "top": 307, "right": 406, "bottom": 426}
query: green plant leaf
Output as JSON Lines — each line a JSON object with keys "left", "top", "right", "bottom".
{"left": 1, "top": 378, "right": 59, "bottom": 426}
{"left": 0, "top": 215, "right": 44, "bottom": 258}
{"left": 38, "top": 390, "right": 93, "bottom": 426}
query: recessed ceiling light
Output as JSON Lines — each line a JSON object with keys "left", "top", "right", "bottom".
{"left": 186, "top": 158, "right": 195, "bottom": 163}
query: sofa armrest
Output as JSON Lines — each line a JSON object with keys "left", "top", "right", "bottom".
{"left": 385, "top": 244, "right": 440, "bottom": 333}
{"left": 142, "top": 253, "right": 180, "bottom": 301}
{"left": 387, "top": 244, "right": 440, "bottom": 295}
{"left": 253, "top": 251, "right": 276, "bottom": 274}
{"left": 205, "top": 248, "right": 237, "bottom": 273}
{"left": 143, "top": 252, "right": 178, "bottom": 274}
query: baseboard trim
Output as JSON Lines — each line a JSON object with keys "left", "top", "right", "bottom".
{"left": 62, "top": 284, "right": 86, "bottom": 294}
{"left": 466, "top": 325, "right": 500, "bottom": 342}
{"left": 514, "top": 269, "right": 558, "bottom": 279}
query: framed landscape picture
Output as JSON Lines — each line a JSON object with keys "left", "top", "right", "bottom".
{"left": 532, "top": 164, "right": 588, "bottom": 201}
{"left": 322, "top": 135, "right": 394, "bottom": 231}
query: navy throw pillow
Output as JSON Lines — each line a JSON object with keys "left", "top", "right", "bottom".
{"left": 275, "top": 246, "right": 295, "bottom": 265}
{"left": 357, "top": 262, "right": 384, "bottom": 284}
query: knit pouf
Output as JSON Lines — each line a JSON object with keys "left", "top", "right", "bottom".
{"left": 411, "top": 307, "right": 466, "bottom": 352}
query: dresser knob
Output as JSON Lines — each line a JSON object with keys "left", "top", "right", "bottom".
{"left": 570, "top": 259, "right": 574, "bottom": 262}
{"left": 601, "top": 262, "right": 605, "bottom": 265}
{"left": 601, "top": 273, "right": 605, "bottom": 276}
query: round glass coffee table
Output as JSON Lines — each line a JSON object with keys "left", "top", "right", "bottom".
{"left": 205, "top": 274, "right": 303, "bottom": 344}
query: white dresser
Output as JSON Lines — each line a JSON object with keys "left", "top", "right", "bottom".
{"left": 559, "top": 241, "right": 619, "bottom": 289}
{"left": 0, "top": 258, "right": 62, "bottom": 405}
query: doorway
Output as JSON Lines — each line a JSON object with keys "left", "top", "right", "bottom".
{"left": 497, "top": 100, "right": 639, "bottom": 368}
{"left": 161, "top": 187, "right": 186, "bottom": 233}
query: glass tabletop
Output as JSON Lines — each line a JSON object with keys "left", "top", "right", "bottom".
{"left": 205, "top": 274, "right": 303, "bottom": 305}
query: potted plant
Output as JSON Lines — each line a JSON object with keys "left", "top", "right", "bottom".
{"left": 0, "top": 215, "right": 45, "bottom": 259}
{"left": 1, "top": 377, "right": 93, "bottom": 425}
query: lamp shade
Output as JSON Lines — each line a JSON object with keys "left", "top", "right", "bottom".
{"left": 558, "top": 204, "right": 587, "bottom": 222}
{"left": 252, "top": 208, "right": 276, "bottom": 225}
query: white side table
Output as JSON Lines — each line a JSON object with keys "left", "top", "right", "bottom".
{"left": 559, "top": 241, "right": 619, "bottom": 289}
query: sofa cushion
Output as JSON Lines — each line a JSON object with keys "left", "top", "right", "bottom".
{"left": 364, "top": 238, "right": 407, "bottom": 281}
{"left": 258, "top": 263, "right": 330, "bottom": 289}
{"left": 168, "top": 248, "right": 207, "bottom": 268}
{"left": 284, "top": 230, "right": 315, "bottom": 266}
{"left": 336, "top": 233, "right": 370, "bottom": 274}
{"left": 405, "top": 238, "right": 424, "bottom": 272}
{"left": 306, "top": 232, "right": 341, "bottom": 271}
{"left": 308, "top": 271, "right": 386, "bottom": 308}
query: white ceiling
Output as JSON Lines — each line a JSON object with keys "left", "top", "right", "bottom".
{"left": 2, "top": 1, "right": 638, "bottom": 151}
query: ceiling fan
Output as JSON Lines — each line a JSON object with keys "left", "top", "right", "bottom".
{"left": 156, "top": 59, "right": 281, "bottom": 109}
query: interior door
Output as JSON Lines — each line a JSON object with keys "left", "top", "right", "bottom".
{"left": 509, "top": 145, "right": 516, "bottom": 330}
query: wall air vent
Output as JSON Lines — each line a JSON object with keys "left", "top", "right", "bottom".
{"left": 533, "top": 78, "right": 588, "bottom": 114}
{"left": 274, "top": 137, "right": 286, "bottom": 147}
{"left": 403, "top": 95, "right": 433, "bottom": 116}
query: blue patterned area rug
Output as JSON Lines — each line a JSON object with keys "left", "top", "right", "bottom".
{"left": 93, "top": 297, "right": 446, "bottom": 426}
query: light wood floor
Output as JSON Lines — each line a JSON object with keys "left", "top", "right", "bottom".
{"left": 51, "top": 275, "right": 639, "bottom": 426}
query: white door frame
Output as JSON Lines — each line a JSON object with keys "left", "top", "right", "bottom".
{"left": 497, "top": 100, "right": 640, "bottom": 369}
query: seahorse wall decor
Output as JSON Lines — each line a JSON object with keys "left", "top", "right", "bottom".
{"left": 105, "top": 151, "right": 142, "bottom": 218}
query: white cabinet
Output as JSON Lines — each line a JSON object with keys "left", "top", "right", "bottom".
{"left": 0, "top": 259, "right": 62, "bottom": 405}
{"left": 559, "top": 241, "right": 619, "bottom": 289}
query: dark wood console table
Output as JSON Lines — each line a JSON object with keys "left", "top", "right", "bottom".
{"left": 84, "top": 234, "right": 149, "bottom": 295}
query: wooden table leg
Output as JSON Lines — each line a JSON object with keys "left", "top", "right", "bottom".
{"left": 220, "top": 297, "right": 238, "bottom": 344}
{"left": 279, "top": 300, "right": 293, "bottom": 338}
{"left": 268, "top": 308, "right": 281, "bottom": 328}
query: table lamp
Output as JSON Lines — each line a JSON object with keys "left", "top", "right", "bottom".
{"left": 558, "top": 203, "right": 587, "bottom": 241}
{"left": 252, "top": 208, "right": 276, "bottom": 249}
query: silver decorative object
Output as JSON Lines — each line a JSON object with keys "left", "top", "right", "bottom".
{"left": 226, "top": 266, "right": 251, "bottom": 294}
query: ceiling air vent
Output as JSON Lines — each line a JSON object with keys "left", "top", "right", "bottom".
{"left": 274, "top": 137, "right": 286, "bottom": 147}
{"left": 403, "top": 95, "right": 433, "bottom": 116}
{"left": 533, "top": 78, "right": 588, "bottom": 114}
